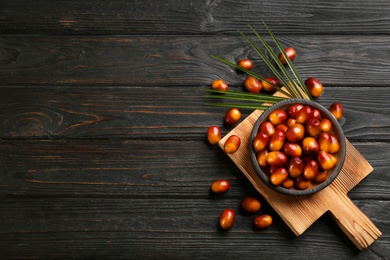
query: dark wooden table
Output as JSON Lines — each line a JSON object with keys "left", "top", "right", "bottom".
{"left": 1, "top": 1, "right": 389, "bottom": 259}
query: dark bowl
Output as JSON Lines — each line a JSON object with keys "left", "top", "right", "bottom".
{"left": 250, "top": 98, "right": 346, "bottom": 196}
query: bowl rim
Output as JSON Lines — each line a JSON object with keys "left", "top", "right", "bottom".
{"left": 249, "top": 98, "right": 346, "bottom": 196}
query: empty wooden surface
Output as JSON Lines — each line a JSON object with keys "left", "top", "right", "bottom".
{"left": 0, "top": 0, "right": 389, "bottom": 259}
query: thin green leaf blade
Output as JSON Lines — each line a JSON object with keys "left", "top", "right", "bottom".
{"left": 262, "top": 21, "right": 312, "bottom": 100}
{"left": 248, "top": 24, "right": 303, "bottom": 99}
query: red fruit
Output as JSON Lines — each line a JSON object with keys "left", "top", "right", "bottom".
{"left": 303, "top": 159, "right": 319, "bottom": 180}
{"left": 329, "top": 102, "right": 343, "bottom": 120}
{"left": 253, "top": 214, "right": 273, "bottom": 229}
{"left": 305, "top": 77, "right": 324, "bottom": 98}
{"left": 211, "top": 180, "right": 230, "bottom": 194}
{"left": 282, "top": 177, "right": 295, "bottom": 189}
{"left": 312, "top": 109, "right": 322, "bottom": 120}
{"left": 270, "top": 167, "right": 289, "bottom": 186}
{"left": 266, "top": 151, "right": 287, "bottom": 167}
{"left": 261, "top": 77, "right": 280, "bottom": 92}
{"left": 287, "top": 104, "right": 304, "bottom": 119}
{"left": 238, "top": 59, "right": 253, "bottom": 70}
{"left": 241, "top": 197, "right": 261, "bottom": 213}
{"left": 286, "top": 118, "right": 296, "bottom": 127}
{"left": 259, "top": 121, "right": 275, "bottom": 136}
{"left": 220, "top": 208, "right": 235, "bottom": 230}
{"left": 320, "top": 118, "right": 332, "bottom": 133}
{"left": 283, "top": 143, "right": 302, "bottom": 157}
{"left": 296, "top": 105, "right": 313, "bottom": 124}
{"left": 268, "top": 130, "right": 285, "bottom": 151}
{"left": 306, "top": 118, "right": 322, "bottom": 137}
{"left": 225, "top": 108, "right": 241, "bottom": 125}
{"left": 244, "top": 76, "right": 262, "bottom": 93}
{"left": 314, "top": 171, "right": 329, "bottom": 184}
{"left": 224, "top": 135, "right": 241, "bottom": 154}
{"left": 285, "top": 123, "right": 305, "bottom": 142}
{"left": 253, "top": 132, "right": 270, "bottom": 152}
{"left": 207, "top": 126, "right": 222, "bottom": 145}
{"left": 318, "top": 133, "right": 340, "bottom": 154}
{"left": 276, "top": 124, "right": 288, "bottom": 133}
{"left": 287, "top": 157, "right": 303, "bottom": 178}
{"left": 256, "top": 149, "right": 269, "bottom": 167}
{"left": 295, "top": 176, "right": 311, "bottom": 190}
{"left": 278, "top": 47, "right": 296, "bottom": 65}
{"left": 268, "top": 109, "right": 287, "bottom": 125}
{"left": 302, "top": 137, "right": 319, "bottom": 155}
{"left": 268, "top": 165, "right": 279, "bottom": 175}
{"left": 211, "top": 79, "right": 228, "bottom": 91}
{"left": 317, "top": 151, "right": 337, "bottom": 170}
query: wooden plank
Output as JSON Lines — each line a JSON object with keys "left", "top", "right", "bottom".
{"left": 0, "top": 86, "right": 389, "bottom": 140}
{"left": 0, "top": 197, "right": 388, "bottom": 259}
{"left": 1, "top": 0, "right": 390, "bottom": 35}
{"left": 0, "top": 139, "right": 388, "bottom": 200}
{"left": 1, "top": 36, "right": 390, "bottom": 86}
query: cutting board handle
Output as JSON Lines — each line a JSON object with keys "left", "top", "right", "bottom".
{"left": 328, "top": 193, "right": 381, "bottom": 250}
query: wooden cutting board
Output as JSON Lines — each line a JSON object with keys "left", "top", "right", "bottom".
{"left": 219, "top": 109, "right": 381, "bottom": 250}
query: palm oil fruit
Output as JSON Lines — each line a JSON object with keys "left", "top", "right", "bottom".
{"left": 312, "top": 109, "right": 322, "bottom": 120}
{"left": 211, "top": 180, "right": 230, "bottom": 194}
{"left": 225, "top": 108, "right": 241, "bottom": 125}
{"left": 282, "top": 177, "right": 294, "bottom": 189}
{"left": 220, "top": 208, "right": 235, "bottom": 230}
{"left": 302, "top": 137, "right": 319, "bottom": 155}
{"left": 320, "top": 118, "right": 332, "bottom": 133}
{"left": 329, "top": 102, "right": 343, "bottom": 120}
{"left": 306, "top": 118, "right": 322, "bottom": 137}
{"left": 266, "top": 151, "right": 287, "bottom": 167}
{"left": 244, "top": 76, "right": 262, "bottom": 93}
{"left": 257, "top": 149, "right": 269, "bottom": 167}
{"left": 224, "top": 135, "right": 241, "bottom": 154}
{"left": 278, "top": 47, "right": 296, "bottom": 65}
{"left": 261, "top": 77, "right": 280, "bottom": 92}
{"left": 317, "top": 151, "right": 337, "bottom": 170}
{"left": 253, "top": 132, "right": 270, "bottom": 152}
{"left": 314, "top": 171, "right": 329, "bottom": 184}
{"left": 268, "top": 130, "right": 285, "bottom": 151}
{"left": 268, "top": 109, "right": 287, "bottom": 125}
{"left": 283, "top": 143, "right": 302, "bottom": 157}
{"left": 296, "top": 105, "right": 313, "bottom": 124}
{"left": 295, "top": 176, "right": 311, "bottom": 190}
{"left": 285, "top": 123, "right": 305, "bottom": 143}
{"left": 304, "top": 77, "right": 324, "bottom": 98}
{"left": 237, "top": 59, "right": 253, "bottom": 70}
{"left": 318, "top": 133, "right": 340, "bottom": 153}
{"left": 303, "top": 159, "right": 319, "bottom": 180}
{"left": 259, "top": 121, "right": 275, "bottom": 136}
{"left": 270, "top": 167, "right": 288, "bottom": 185}
{"left": 241, "top": 197, "right": 261, "bottom": 213}
{"left": 207, "top": 126, "right": 221, "bottom": 145}
{"left": 287, "top": 104, "right": 304, "bottom": 119}
{"left": 253, "top": 214, "right": 273, "bottom": 229}
{"left": 276, "top": 124, "right": 288, "bottom": 133}
{"left": 287, "top": 157, "right": 303, "bottom": 178}
{"left": 211, "top": 79, "right": 228, "bottom": 91}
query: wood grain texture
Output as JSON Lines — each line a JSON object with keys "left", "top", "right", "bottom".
{"left": 0, "top": 86, "right": 389, "bottom": 140}
{"left": 1, "top": 35, "right": 390, "bottom": 86}
{"left": 1, "top": 0, "right": 390, "bottom": 35}
{"left": 0, "top": 198, "right": 388, "bottom": 259}
{"left": 0, "top": 141, "right": 388, "bottom": 257}
{"left": 1, "top": 0, "right": 390, "bottom": 258}
{"left": 0, "top": 139, "right": 388, "bottom": 200}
